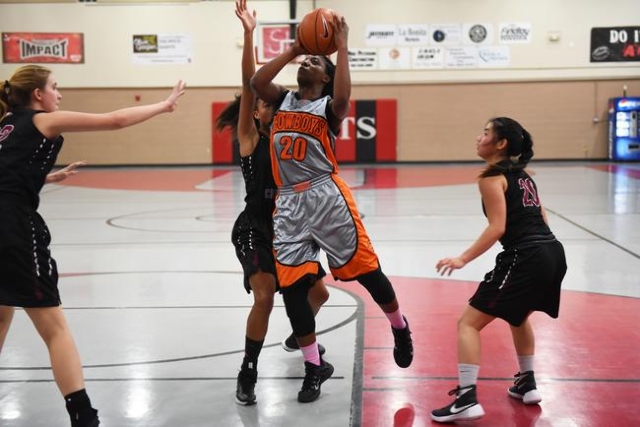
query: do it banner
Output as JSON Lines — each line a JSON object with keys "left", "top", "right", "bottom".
{"left": 2, "top": 32, "right": 84, "bottom": 64}
{"left": 590, "top": 27, "right": 640, "bottom": 62}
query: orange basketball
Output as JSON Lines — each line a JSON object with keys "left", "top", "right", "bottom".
{"left": 298, "top": 8, "right": 338, "bottom": 56}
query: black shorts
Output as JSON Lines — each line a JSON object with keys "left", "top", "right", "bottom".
{"left": 231, "top": 211, "right": 278, "bottom": 293}
{"left": 469, "top": 239, "right": 566, "bottom": 326}
{"left": 0, "top": 203, "right": 60, "bottom": 307}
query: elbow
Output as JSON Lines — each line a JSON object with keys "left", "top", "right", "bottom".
{"left": 249, "top": 75, "right": 261, "bottom": 93}
{"left": 109, "top": 112, "right": 128, "bottom": 129}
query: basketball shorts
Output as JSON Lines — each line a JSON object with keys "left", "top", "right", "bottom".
{"left": 0, "top": 203, "right": 60, "bottom": 307}
{"left": 231, "top": 211, "right": 278, "bottom": 293}
{"left": 273, "top": 174, "right": 380, "bottom": 288}
{"left": 469, "top": 239, "right": 567, "bottom": 326}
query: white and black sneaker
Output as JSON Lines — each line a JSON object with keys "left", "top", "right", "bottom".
{"left": 281, "top": 333, "right": 326, "bottom": 356}
{"left": 431, "top": 385, "right": 485, "bottom": 423}
{"left": 508, "top": 371, "right": 542, "bottom": 404}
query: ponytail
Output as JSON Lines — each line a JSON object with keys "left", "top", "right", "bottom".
{"left": 1, "top": 65, "right": 52, "bottom": 119}
{"left": 480, "top": 117, "right": 534, "bottom": 178}
{"left": 215, "top": 94, "right": 242, "bottom": 137}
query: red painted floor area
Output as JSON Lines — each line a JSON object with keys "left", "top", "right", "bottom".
{"left": 332, "top": 277, "right": 640, "bottom": 427}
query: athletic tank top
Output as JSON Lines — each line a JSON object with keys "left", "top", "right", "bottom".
{"left": 0, "top": 108, "right": 64, "bottom": 208}
{"left": 483, "top": 169, "right": 552, "bottom": 248}
{"left": 240, "top": 132, "right": 277, "bottom": 218}
{"left": 270, "top": 91, "right": 338, "bottom": 187}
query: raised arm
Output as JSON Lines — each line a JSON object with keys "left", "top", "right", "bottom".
{"left": 33, "top": 80, "right": 186, "bottom": 139}
{"left": 329, "top": 13, "right": 351, "bottom": 120}
{"left": 235, "top": 0, "right": 260, "bottom": 154}
{"left": 250, "top": 31, "right": 305, "bottom": 104}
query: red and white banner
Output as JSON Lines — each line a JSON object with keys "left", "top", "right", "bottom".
{"left": 2, "top": 32, "right": 84, "bottom": 64}
{"left": 211, "top": 99, "right": 397, "bottom": 164}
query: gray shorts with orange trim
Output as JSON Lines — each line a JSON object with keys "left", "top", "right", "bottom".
{"left": 273, "top": 173, "right": 379, "bottom": 288}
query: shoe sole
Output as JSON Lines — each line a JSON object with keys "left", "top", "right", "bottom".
{"left": 235, "top": 396, "right": 257, "bottom": 406}
{"left": 508, "top": 389, "right": 542, "bottom": 405}
{"left": 430, "top": 403, "right": 485, "bottom": 423}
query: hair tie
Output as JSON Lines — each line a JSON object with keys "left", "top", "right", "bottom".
{"left": 2, "top": 80, "right": 10, "bottom": 95}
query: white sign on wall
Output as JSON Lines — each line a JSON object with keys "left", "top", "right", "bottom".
{"left": 445, "top": 47, "right": 477, "bottom": 68}
{"left": 430, "top": 23, "right": 462, "bottom": 45}
{"left": 348, "top": 48, "right": 378, "bottom": 70}
{"left": 378, "top": 47, "right": 411, "bottom": 69}
{"left": 397, "top": 24, "right": 430, "bottom": 45}
{"left": 478, "top": 46, "right": 511, "bottom": 67}
{"left": 462, "top": 23, "right": 494, "bottom": 45}
{"left": 412, "top": 47, "right": 444, "bottom": 68}
{"left": 364, "top": 24, "right": 398, "bottom": 46}
{"left": 499, "top": 23, "right": 532, "bottom": 44}
{"left": 132, "top": 33, "right": 193, "bottom": 64}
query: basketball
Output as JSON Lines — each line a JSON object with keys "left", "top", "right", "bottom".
{"left": 298, "top": 8, "right": 338, "bottom": 56}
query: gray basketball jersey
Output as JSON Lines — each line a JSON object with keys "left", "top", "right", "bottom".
{"left": 270, "top": 91, "right": 339, "bottom": 187}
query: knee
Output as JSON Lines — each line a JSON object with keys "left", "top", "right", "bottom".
{"left": 253, "top": 291, "right": 275, "bottom": 312}
{"left": 310, "top": 281, "right": 330, "bottom": 305}
{"left": 250, "top": 272, "right": 276, "bottom": 311}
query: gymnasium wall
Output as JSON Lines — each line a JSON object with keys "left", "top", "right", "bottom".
{"left": 1, "top": 0, "right": 639, "bottom": 164}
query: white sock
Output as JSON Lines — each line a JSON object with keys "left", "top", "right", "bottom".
{"left": 518, "top": 355, "right": 534, "bottom": 373}
{"left": 458, "top": 363, "right": 480, "bottom": 388}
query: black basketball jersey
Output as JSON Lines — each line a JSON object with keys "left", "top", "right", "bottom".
{"left": 484, "top": 169, "right": 552, "bottom": 248}
{"left": 240, "top": 133, "right": 277, "bottom": 218}
{"left": 0, "top": 108, "right": 64, "bottom": 208}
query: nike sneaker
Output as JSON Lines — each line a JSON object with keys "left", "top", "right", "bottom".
{"left": 508, "top": 370, "right": 542, "bottom": 404}
{"left": 391, "top": 315, "right": 413, "bottom": 368}
{"left": 431, "top": 384, "right": 485, "bottom": 423}
{"left": 297, "top": 359, "right": 334, "bottom": 403}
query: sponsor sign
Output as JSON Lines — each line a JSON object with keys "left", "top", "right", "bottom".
{"left": 364, "top": 24, "right": 398, "bottom": 47}
{"left": 499, "top": 23, "right": 532, "bottom": 44}
{"left": 348, "top": 48, "right": 378, "bottom": 70}
{"left": 2, "top": 32, "right": 84, "bottom": 63}
{"left": 132, "top": 34, "right": 192, "bottom": 64}
{"left": 590, "top": 27, "right": 640, "bottom": 62}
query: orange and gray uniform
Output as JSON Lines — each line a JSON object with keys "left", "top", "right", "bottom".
{"left": 270, "top": 91, "right": 379, "bottom": 288}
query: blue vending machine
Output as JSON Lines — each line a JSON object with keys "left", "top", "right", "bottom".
{"left": 608, "top": 97, "right": 640, "bottom": 161}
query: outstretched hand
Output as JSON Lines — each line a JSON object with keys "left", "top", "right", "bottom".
{"left": 46, "top": 160, "right": 87, "bottom": 184}
{"left": 435, "top": 256, "right": 467, "bottom": 276}
{"left": 165, "top": 80, "right": 187, "bottom": 112}
{"left": 235, "top": 0, "right": 256, "bottom": 33}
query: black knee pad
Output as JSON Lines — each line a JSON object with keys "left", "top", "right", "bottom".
{"left": 282, "top": 276, "right": 316, "bottom": 337}
{"left": 356, "top": 267, "right": 396, "bottom": 305}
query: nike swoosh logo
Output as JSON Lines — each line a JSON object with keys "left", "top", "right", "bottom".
{"left": 449, "top": 402, "right": 475, "bottom": 414}
{"left": 321, "top": 16, "right": 330, "bottom": 38}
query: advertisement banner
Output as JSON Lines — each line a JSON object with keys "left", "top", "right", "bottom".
{"left": 590, "top": 27, "right": 640, "bottom": 62}
{"left": 132, "top": 34, "right": 193, "bottom": 64}
{"left": 2, "top": 32, "right": 84, "bottom": 64}
{"left": 211, "top": 99, "right": 397, "bottom": 164}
